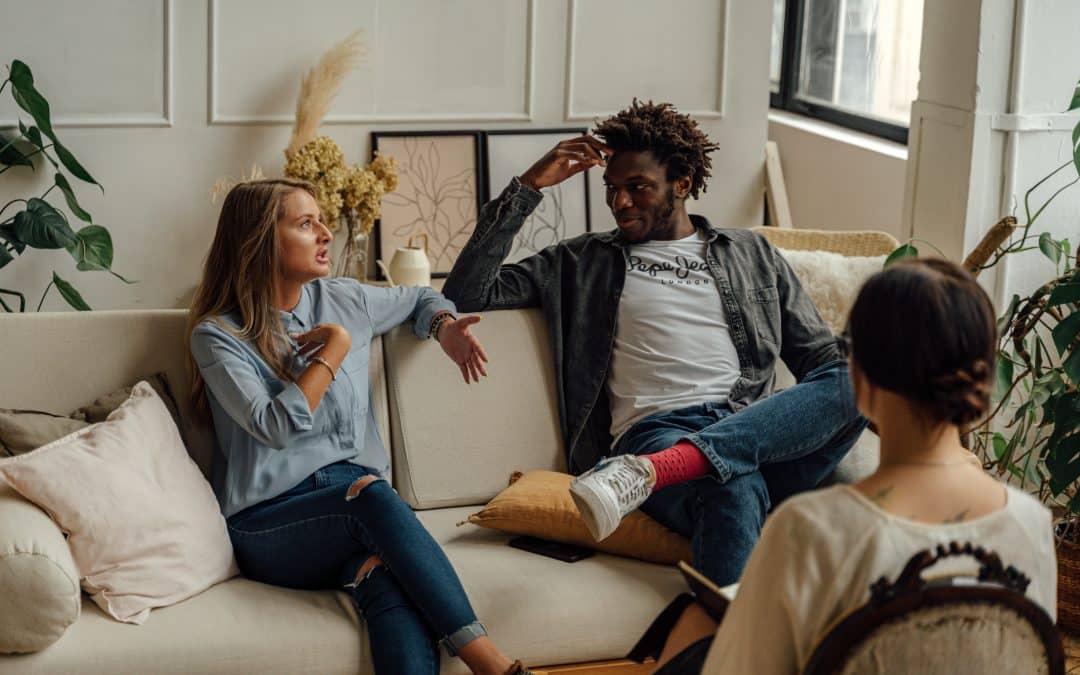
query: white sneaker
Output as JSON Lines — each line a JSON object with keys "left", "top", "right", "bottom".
{"left": 570, "top": 455, "right": 656, "bottom": 542}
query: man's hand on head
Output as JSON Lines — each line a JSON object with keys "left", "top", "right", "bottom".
{"left": 519, "top": 135, "right": 612, "bottom": 191}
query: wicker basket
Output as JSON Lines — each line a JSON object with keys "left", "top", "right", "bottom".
{"left": 1056, "top": 521, "right": 1080, "bottom": 634}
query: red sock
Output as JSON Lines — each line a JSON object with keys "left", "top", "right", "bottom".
{"left": 642, "top": 441, "right": 712, "bottom": 491}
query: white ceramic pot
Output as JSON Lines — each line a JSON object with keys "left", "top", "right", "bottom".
{"left": 377, "top": 233, "right": 432, "bottom": 287}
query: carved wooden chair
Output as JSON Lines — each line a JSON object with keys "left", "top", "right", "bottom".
{"left": 802, "top": 541, "right": 1064, "bottom": 675}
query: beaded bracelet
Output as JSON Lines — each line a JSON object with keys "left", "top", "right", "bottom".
{"left": 429, "top": 312, "right": 456, "bottom": 340}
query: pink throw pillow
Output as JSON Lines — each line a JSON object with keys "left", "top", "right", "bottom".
{"left": 0, "top": 382, "right": 237, "bottom": 624}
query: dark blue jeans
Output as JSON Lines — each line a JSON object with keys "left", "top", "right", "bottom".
{"left": 614, "top": 359, "right": 866, "bottom": 586}
{"left": 226, "top": 461, "right": 484, "bottom": 675}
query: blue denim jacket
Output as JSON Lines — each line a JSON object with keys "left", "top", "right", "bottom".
{"left": 190, "top": 278, "right": 455, "bottom": 517}
{"left": 443, "top": 178, "right": 840, "bottom": 474}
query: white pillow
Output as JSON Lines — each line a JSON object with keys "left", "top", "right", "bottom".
{"left": 0, "top": 382, "right": 237, "bottom": 624}
{"left": 777, "top": 248, "right": 886, "bottom": 333}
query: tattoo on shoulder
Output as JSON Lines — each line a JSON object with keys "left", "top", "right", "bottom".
{"left": 871, "top": 486, "right": 893, "bottom": 504}
{"left": 943, "top": 509, "right": 970, "bottom": 524}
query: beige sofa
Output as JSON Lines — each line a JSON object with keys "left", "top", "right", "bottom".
{"left": 0, "top": 309, "right": 690, "bottom": 674}
{"left": 0, "top": 229, "right": 892, "bottom": 674}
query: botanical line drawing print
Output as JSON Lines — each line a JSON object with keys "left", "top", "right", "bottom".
{"left": 513, "top": 184, "right": 568, "bottom": 257}
{"left": 484, "top": 131, "right": 591, "bottom": 264}
{"left": 378, "top": 135, "right": 478, "bottom": 274}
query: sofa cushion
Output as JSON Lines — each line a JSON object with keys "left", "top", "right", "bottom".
{"left": 467, "top": 470, "right": 691, "bottom": 565}
{"left": 0, "top": 578, "right": 365, "bottom": 675}
{"left": 0, "top": 373, "right": 182, "bottom": 457}
{"left": 426, "top": 506, "right": 685, "bottom": 673}
{"left": 0, "top": 506, "right": 684, "bottom": 675}
{"left": 0, "top": 410, "right": 88, "bottom": 457}
{"left": 0, "top": 483, "right": 80, "bottom": 654}
{"left": 384, "top": 309, "right": 566, "bottom": 509}
{"left": 0, "top": 383, "right": 237, "bottom": 625}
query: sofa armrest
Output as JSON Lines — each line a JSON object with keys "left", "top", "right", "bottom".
{"left": 0, "top": 482, "right": 80, "bottom": 653}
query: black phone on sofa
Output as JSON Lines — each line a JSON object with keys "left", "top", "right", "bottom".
{"left": 508, "top": 536, "right": 595, "bottom": 563}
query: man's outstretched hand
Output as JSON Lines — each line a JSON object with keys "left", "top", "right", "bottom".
{"left": 519, "top": 135, "right": 612, "bottom": 191}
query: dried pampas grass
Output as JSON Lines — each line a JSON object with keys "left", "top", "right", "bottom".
{"left": 285, "top": 30, "right": 365, "bottom": 161}
{"left": 210, "top": 163, "right": 266, "bottom": 204}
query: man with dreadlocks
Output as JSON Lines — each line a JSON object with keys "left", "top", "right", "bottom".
{"left": 444, "top": 101, "right": 865, "bottom": 585}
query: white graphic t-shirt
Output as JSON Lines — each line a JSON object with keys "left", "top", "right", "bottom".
{"left": 607, "top": 230, "right": 741, "bottom": 445}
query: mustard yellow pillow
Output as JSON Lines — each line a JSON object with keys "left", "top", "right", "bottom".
{"left": 465, "top": 470, "right": 691, "bottom": 565}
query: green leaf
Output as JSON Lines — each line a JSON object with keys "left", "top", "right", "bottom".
{"left": 0, "top": 245, "right": 12, "bottom": 270}
{"left": 53, "top": 141, "right": 99, "bottom": 189}
{"left": 17, "top": 120, "right": 55, "bottom": 169}
{"left": 1031, "top": 377, "right": 1053, "bottom": 407}
{"left": 997, "top": 294, "right": 1021, "bottom": 338}
{"left": 1040, "top": 232, "right": 1062, "bottom": 263}
{"left": 1048, "top": 281, "right": 1080, "bottom": 307}
{"left": 1048, "top": 393, "right": 1080, "bottom": 450}
{"left": 1074, "top": 121, "right": 1080, "bottom": 177}
{"left": 53, "top": 173, "right": 92, "bottom": 223}
{"left": 0, "top": 223, "right": 26, "bottom": 254}
{"left": 1053, "top": 311, "right": 1080, "bottom": 356}
{"left": 884, "top": 244, "right": 918, "bottom": 268}
{"left": 1011, "top": 400, "right": 1033, "bottom": 426}
{"left": 1066, "top": 347, "right": 1080, "bottom": 386}
{"left": 994, "top": 353, "right": 1014, "bottom": 403}
{"left": 18, "top": 120, "right": 43, "bottom": 149}
{"left": 12, "top": 198, "right": 76, "bottom": 249}
{"left": 50, "top": 272, "right": 90, "bottom": 311}
{"left": 1069, "top": 79, "right": 1080, "bottom": 111}
{"left": 0, "top": 130, "right": 33, "bottom": 168}
{"left": 66, "top": 225, "right": 112, "bottom": 271}
{"left": 992, "top": 432, "right": 1007, "bottom": 460}
{"left": 9, "top": 61, "right": 55, "bottom": 142}
{"left": 1048, "top": 434, "right": 1080, "bottom": 495}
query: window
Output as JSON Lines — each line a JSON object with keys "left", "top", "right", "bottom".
{"left": 771, "top": 0, "right": 923, "bottom": 144}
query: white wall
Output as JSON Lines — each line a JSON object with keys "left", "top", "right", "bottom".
{"left": 768, "top": 111, "right": 907, "bottom": 240}
{"left": 905, "top": 0, "right": 1080, "bottom": 305}
{"left": 0, "top": 0, "right": 771, "bottom": 311}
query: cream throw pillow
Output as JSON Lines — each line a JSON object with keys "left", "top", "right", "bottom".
{"left": 0, "top": 382, "right": 237, "bottom": 624}
{"left": 777, "top": 248, "right": 886, "bottom": 333}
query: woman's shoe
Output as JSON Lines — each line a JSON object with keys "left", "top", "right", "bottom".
{"left": 626, "top": 593, "right": 698, "bottom": 663}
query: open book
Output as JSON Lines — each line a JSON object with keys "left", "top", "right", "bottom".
{"left": 678, "top": 560, "right": 739, "bottom": 621}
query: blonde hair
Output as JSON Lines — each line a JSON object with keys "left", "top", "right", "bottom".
{"left": 186, "top": 178, "right": 317, "bottom": 417}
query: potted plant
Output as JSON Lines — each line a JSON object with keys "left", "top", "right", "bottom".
{"left": 887, "top": 77, "right": 1079, "bottom": 629}
{"left": 0, "top": 60, "right": 128, "bottom": 311}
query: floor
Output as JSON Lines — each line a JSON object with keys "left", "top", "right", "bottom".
{"left": 1067, "top": 633, "right": 1080, "bottom": 672}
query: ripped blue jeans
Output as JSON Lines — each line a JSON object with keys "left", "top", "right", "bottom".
{"left": 226, "top": 461, "right": 484, "bottom": 674}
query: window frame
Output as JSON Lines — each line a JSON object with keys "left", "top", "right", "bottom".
{"left": 771, "top": 0, "right": 910, "bottom": 145}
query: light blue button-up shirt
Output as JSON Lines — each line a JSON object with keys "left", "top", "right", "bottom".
{"left": 190, "top": 278, "right": 455, "bottom": 517}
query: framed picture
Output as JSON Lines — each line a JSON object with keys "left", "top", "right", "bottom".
{"left": 372, "top": 131, "right": 484, "bottom": 279}
{"left": 483, "top": 128, "right": 592, "bottom": 263}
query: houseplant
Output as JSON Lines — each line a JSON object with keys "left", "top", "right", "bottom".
{"left": 886, "top": 76, "right": 1079, "bottom": 628}
{"left": 0, "top": 60, "right": 128, "bottom": 311}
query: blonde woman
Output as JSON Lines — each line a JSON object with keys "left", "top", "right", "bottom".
{"left": 187, "top": 179, "right": 530, "bottom": 675}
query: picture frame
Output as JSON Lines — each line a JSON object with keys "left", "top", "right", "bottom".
{"left": 483, "top": 128, "right": 592, "bottom": 263}
{"left": 371, "top": 131, "right": 484, "bottom": 280}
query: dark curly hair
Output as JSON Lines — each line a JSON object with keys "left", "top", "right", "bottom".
{"left": 592, "top": 100, "right": 719, "bottom": 199}
{"left": 846, "top": 258, "right": 996, "bottom": 426}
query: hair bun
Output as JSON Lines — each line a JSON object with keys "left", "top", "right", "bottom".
{"left": 929, "top": 360, "right": 992, "bottom": 425}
